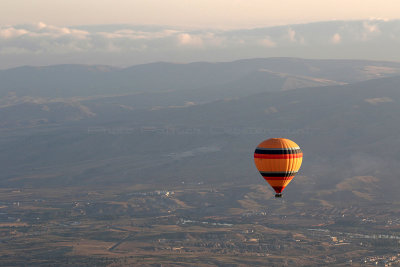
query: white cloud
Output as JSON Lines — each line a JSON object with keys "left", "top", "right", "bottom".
{"left": 331, "top": 33, "right": 341, "bottom": 44}
{"left": 287, "top": 27, "right": 296, "bottom": 42}
{"left": 0, "top": 20, "right": 400, "bottom": 66}
{"left": 176, "top": 32, "right": 226, "bottom": 48}
{"left": 286, "top": 27, "right": 305, "bottom": 44}
{"left": 360, "top": 21, "right": 381, "bottom": 41}
{"left": 368, "top": 17, "right": 390, "bottom": 22}
{"left": 259, "top": 36, "right": 276, "bottom": 47}
{"left": 43, "top": 26, "right": 89, "bottom": 39}
{"left": 37, "top": 22, "right": 47, "bottom": 30}
{"left": 363, "top": 21, "right": 380, "bottom": 33}
{"left": 0, "top": 27, "right": 28, "bottom": 39}
{"left": 178, "top": 33, "right": 204, "bottom": 47}
{"left": 98, "top": 29, "right": 179, "bottom": 40}
{"left": 18, "top": 23, "right": 90, "bottom": 40}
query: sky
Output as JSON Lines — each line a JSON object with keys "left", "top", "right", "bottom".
{"left": 1, "top": 0, "right": 400, "bottom": 29}
{"left": 0, "top": 1, "right": 400, "bottom": 68}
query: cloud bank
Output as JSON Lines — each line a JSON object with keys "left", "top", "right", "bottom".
{"left": 0, "top": 19, "right": 399, "bottom": 68}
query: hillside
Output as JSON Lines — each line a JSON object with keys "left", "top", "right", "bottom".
{"left": 1, "top": 58, "right": 400, "bottom": 98}
{"left": 1, "top": 67, "right": 400, "bottom": 204}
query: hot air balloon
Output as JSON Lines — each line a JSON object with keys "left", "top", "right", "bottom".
{"left": 254, "top": 138, "right": 302, "bottom": 198}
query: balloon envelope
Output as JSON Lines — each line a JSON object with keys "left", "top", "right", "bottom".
{"left": 254, "top": 138, "right": 302, "bottom": 195}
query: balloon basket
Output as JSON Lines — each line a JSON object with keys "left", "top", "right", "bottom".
{"left": 275, "top": 193, "right": 282, "bottom": 198}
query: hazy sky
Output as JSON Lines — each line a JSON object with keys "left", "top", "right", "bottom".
{"left": 1, "top": 0, "right": 400, "bottom": 28}
{"left": 1, "top": 1, "right": 400, "bottom": 68}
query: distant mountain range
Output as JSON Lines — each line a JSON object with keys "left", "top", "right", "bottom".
{"left": 1, "top": 57, "right": 400, "bottom": 205}
{"left": 1, "top": 57, "right": 400, "bottom": 98}
{"left": 1, "top": 57, "right": 400, "bottom": 127}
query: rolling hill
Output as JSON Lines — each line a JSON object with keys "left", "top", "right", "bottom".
{"left": 1, "top": 59, "right": 400, "bottom": 206}
{"left": 1, "top": 58, "right": 400, "bottom": 98}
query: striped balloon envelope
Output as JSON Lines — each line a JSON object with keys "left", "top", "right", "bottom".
{"left": 254, "top": 138, "right": 302, "bottom": 197}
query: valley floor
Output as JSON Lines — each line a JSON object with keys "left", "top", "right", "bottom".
{"left": 0, "top": 184, "right": 399, "bottom": 266}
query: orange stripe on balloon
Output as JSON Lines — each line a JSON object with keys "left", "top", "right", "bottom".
{"left": 263, "top": 176, "right": 294, "bottom": 180}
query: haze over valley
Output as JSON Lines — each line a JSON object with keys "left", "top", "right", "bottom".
{"left": 1, "top": 55, "right": 400, "bottom": 265}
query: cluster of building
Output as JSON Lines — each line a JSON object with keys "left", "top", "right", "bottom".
{"left": 362, "top": 254, "right": 400, "bottom": 266}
